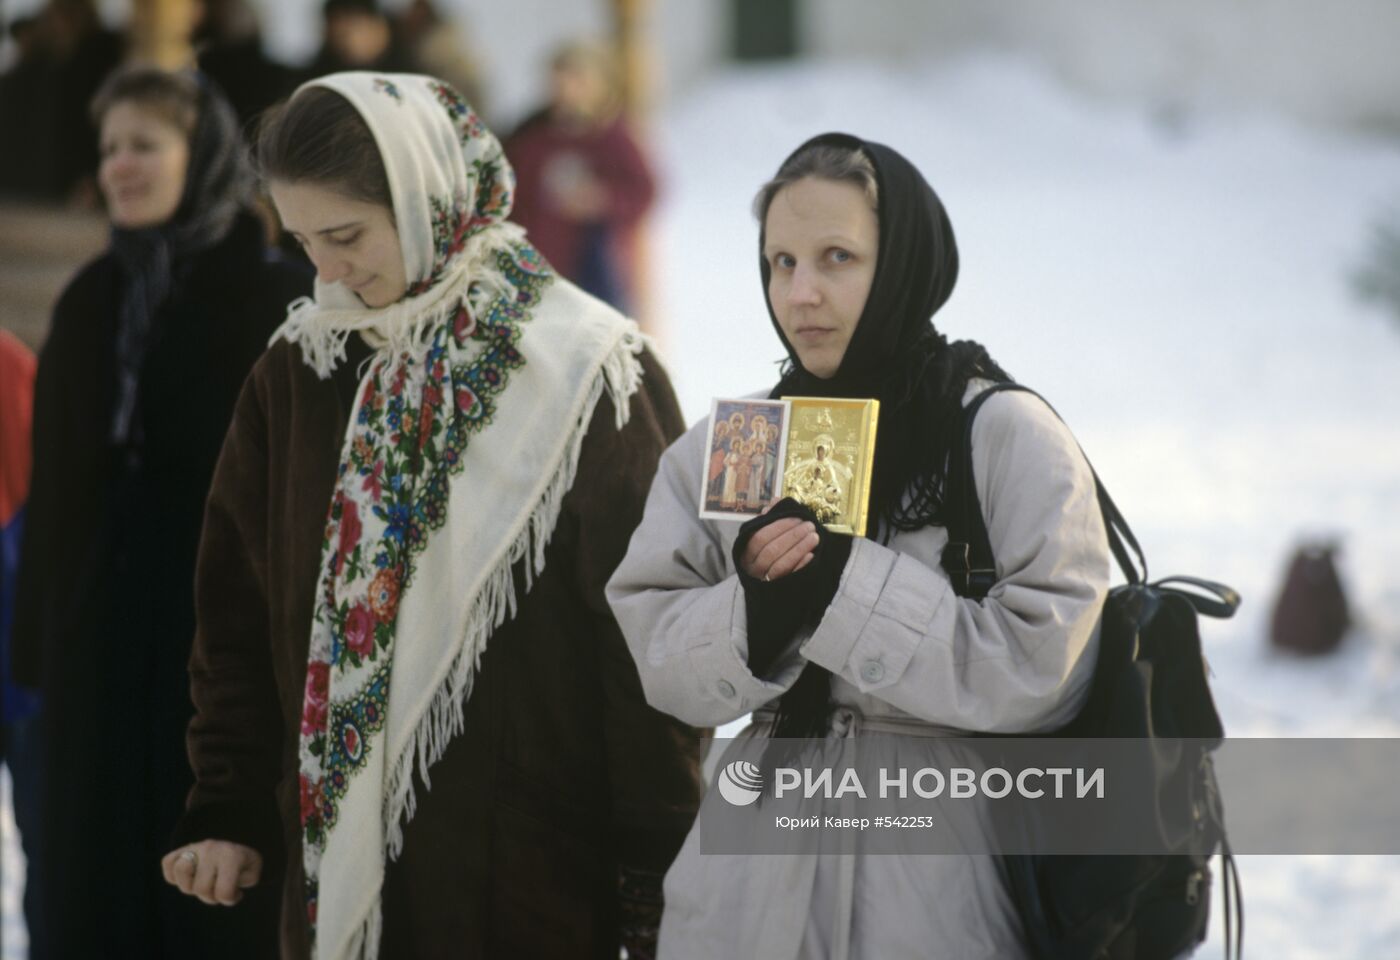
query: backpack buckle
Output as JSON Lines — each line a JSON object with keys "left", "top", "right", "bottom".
{"left": 942, "top": 541, "right": 996, "bottom": 599}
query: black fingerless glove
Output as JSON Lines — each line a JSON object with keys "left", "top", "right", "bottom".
{"left": 731, "top": 498, "right": 853, "bottom": 676}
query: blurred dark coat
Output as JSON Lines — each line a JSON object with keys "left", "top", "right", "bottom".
{"left": 12, "top": 212, "right": 309, "bottom": 958}
{"left": 170, "top": 334, "right": 702, "bottom": 959}
{"left": 198, "top": 37, "right": 300, "bottom": 132}
{"left": 302, "top": 33, "right": 415, "bottom": 85}
{"left": 0, "top": 20, "right": 122, "bottom": 200}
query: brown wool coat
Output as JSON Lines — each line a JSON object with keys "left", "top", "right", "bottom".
{"left": 173, "top": 335, "right": 703, "bottom": 959}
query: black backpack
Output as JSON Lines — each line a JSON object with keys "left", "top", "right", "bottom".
{"left": 941, "top": 383, "right": 1244, "bottom": 960}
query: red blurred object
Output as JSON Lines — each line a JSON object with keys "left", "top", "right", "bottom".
{"left": 1269, "top": 542, "right": 1350, "bottom": 655}
{"left": 0, "top": 330, "right": 36, "bottom": 527}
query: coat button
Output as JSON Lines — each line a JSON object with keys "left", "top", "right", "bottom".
{"left": 860, "top": 660, "right": 885, "bottom": 683}
{"left": 716, "top": 679, "right": 736, "bottom": 699}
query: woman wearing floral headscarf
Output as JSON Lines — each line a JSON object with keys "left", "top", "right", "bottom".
{"left": 160, "top": 72, "right": 702, "bottom": 960}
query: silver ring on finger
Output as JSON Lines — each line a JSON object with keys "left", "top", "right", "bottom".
{"left": 180, "top": 850, "right": 198, "bottom": 867}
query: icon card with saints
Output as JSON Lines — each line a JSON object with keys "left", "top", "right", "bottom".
{"left": 699, "top": 398, "right": 793, "bottom": 521}
{"left": 778, "top": 397, "right": 880, "bottom": 537}
{"left": 699, "top": 395, "right": 880, "bottom": 536}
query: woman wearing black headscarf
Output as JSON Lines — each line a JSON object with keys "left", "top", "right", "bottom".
{"left": 11, "top": 67, "right": 309, "bottom": 958}
{"left": 608, "top": 134, "right": 1113, "bottom": 957}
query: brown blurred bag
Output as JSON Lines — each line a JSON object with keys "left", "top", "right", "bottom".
{"left": 1269, "top": 544, "right": 1350, "bottom": 654}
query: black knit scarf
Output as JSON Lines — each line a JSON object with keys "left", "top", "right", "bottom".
{"left": 760, "top": 133, "right": 1011, "bottom": 739}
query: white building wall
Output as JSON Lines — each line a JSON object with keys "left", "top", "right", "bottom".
{"left": 652, "top": 0, "right": 726, "bottom": 110}
{"left": 801, "top": 0, "right": 1400, "bottom": 132}
{"left": 803, "top": 0, "right": 988, "bottom": 63}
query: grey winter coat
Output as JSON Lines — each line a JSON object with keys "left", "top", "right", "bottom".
{"left": 606, "top": 382, "right": 1112, "bottom": 960}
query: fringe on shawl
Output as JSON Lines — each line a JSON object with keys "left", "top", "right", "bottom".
{"left": 342, "top": 899, "right": 382, "bottom": 960}
{"left": 271, "top": 222, "right": 529, "bottom": 379}
{"left": 346, "top": 320, "right": 646, "bottom": 960}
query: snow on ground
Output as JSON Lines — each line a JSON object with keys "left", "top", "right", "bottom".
{"left": 1, "top": 770, "right": 24, "bottom": 959}
{"left": 5, "top": 53, "right": 1400, "bottom": 958}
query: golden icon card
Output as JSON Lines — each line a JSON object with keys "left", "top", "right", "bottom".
{"left": 699, "top": 396, "right": 879, "bottom": 536}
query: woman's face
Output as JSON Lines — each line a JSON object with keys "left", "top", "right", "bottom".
{"left": 269, "top": 180, "right": 408, "bottom": 309}
{"left": 98, "top": 101, "right": 190, "bottom": 229}
{"left": 763, "top": 176, "right": 878, "bottom": 379}
{"left": 551, "top": 60, "right": 607, "bottom": 120}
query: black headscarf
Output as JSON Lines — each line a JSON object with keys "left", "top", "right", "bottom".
{"left": 108, "top": 73, "right": 253, "bottom": 449}
{"left": 758, "top": 133, "right": 1011, "bottom": 739}
{"left": 761, "top": 132, "right": 1011, "bottom": 536}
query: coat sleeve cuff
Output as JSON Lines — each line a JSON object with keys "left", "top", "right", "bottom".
{"left": 801, "top": 539, "right": 949, "bottom": 693}
{"left": 169, "top": 796, "right": 285, "bottom": 874}
{"left": 684, "top": 580, "right": 807, "bottom": 714}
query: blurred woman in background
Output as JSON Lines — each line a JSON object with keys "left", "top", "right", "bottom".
{"left": 505, "top": 41, "right": 656, "bottom": 315}
{"left": 11, "top": 66, "right": 309, "bottom": 957}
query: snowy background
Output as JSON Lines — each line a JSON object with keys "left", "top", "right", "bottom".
{"left": 6, "top": 52, "right": 1400, "bottom": 959}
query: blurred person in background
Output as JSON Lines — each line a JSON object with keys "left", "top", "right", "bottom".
{"left": 158, "top": 71, "right": 701, "bottom": 960}
{"left": 45, "top": 0, "right": 125, "bottom": 203}
{"left": 0, "top": 15, "right": 61, "bottom": 199}
{"left": 0, "top": 330, "right": 44, "bottom": 959}
{"left": 10, "top": 66, "right": 310, "bottom": 958}
{"left": 505, "top": 40, "right": 656, "bottom": 315}
{"left": 194, "top": 0, "right": 300, "bottom": 132}
{"left": 305, "top": 0, "right": 412, "bottom": 80}
{"left": 0, "top": 0, "right": 122, "bottom": 202}
{"left": 395, "top": 0, "right": 488, "bottom": 121}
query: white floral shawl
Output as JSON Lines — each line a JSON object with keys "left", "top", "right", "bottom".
{"left": 268, "top": 72, "right": 645, "bottom": 960}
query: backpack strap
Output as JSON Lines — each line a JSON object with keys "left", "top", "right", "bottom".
{"left": 941, "top": 382, "right": 1149, "bottom": 598}
{"left": 1155, "top": 576, "right": 1242, "bottom": 620}
{"left": 940, "top": 385, "right": 1007, "bottom": 598}
{"left": 1223, "top": 833, "right": 1245, "bottom": 960}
